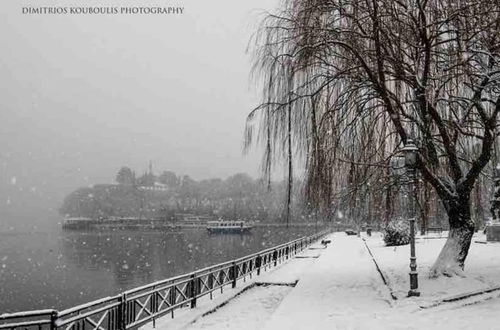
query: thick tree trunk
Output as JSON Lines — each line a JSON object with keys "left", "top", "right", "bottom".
{"left": 429, "top": 198, "right": 475, "bottom": 277}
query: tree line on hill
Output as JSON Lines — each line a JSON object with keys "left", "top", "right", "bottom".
{"left": 59, "top": 167, "right": 317, "bottom": 222}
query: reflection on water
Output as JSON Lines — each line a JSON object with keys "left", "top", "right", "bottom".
{"left": 0, "top": 224, "right": 324, "bottom": 313}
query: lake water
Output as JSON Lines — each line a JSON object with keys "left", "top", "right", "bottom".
{"left": 0, "top": 216, "right": 325, "bottom": 313}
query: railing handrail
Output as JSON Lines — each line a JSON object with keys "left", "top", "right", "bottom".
{"left": 0, "top": 309, "right": 55, "bottom": 320}
{"left": 124, "top": 233, "right": 317, "bottom": 296}
{"left": 58, "top": 295, "right": 121, "bottom": 317}
{"left": 0, "top": 229, "right": 331, "bottom": 330}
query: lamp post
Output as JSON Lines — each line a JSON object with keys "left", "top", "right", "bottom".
{"left": 402, "top": 139, "right": 420, "bottom": 297}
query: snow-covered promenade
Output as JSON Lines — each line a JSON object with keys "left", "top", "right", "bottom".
{"left": 262, "top": 233, "right": 391, "bottom": 329}
{"left": 151, "top": 232, "right": 500, "bottom": 330}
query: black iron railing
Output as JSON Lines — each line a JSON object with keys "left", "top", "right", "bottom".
{"left": 0, "top": 230, "right": 330, "bottom": 330}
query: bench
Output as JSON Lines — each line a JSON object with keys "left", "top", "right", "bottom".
{"left": 345, "top": 230, "right": 357, "bottom": 236}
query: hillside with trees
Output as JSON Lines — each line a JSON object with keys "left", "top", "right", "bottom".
{"left": 59, "top": 167, "right": 310, "bottom": 222}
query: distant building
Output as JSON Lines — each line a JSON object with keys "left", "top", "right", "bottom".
{"left": 138, "top": 182, "right": 169, "bottom": 192}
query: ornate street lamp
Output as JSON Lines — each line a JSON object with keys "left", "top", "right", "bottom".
{"left": 401, "top": 139, "right": 420, "bottom": 297}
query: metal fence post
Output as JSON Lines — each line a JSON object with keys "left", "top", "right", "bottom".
{"left": 169, "top": 283, "right": 176, "bottom": 318}
{"left": 231, "top": 262, "right": 237, "bottom": 288}
{"left": 190, "top": 274, "right": 197, "bottom": 308}
{"left": 208, "top": 273, "right": 214, "bottom": 299}
{"left": 118, "top": 293, "right": 126, "bottom": 330}
{"left": 256, "top": 255, "right": 261, "bottom": 275}
{"left": 151, "top": 285, "right": 158, "bottom": 328}
{"left": 50, "top": 310, "right": 58, "bottom": 330}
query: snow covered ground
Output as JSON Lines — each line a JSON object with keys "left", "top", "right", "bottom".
{"left": 364, "top": 231, "right": 500, "bottom": 303}
{"left": 150, "top": 232, "right": 500, "bottom": 330}
{"left": 262, "top": 233, "right": 393, "bottom": 330}
{"left": 186, "top": 285, "right": 292, "bottom": 330}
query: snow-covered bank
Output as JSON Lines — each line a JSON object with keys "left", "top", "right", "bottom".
{"left": 151, "top": 232, "right": 500, "bottom": 330}
{"left": 262, "top": 233, "right": 392, "bottom": 330}
{"left": 364, "top": 231, "right": 500, "bottom": 304}
{"left": 265, "top": 232, "right": 500, "bottom": 329}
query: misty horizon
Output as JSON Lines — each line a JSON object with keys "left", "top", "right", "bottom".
{"left": 0, "top": 0, "right": 280, "bottom": 221}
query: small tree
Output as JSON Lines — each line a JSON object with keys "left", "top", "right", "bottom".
{"left": 158, "top": 171, "right": 179, "bottom": 187}
{"left": 383, "top": 220, "right": 410, "bottom": 247}
{"left": 116, "top": 167, "right": 135, "bottom": 185}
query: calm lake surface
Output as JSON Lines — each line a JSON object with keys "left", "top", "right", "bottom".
{"left": 0, "top": 216, "right": 325, "bottom": 313}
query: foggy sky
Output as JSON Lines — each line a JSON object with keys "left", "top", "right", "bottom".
{"left": 0, "top": 0, "right": 278, "bottom": 217}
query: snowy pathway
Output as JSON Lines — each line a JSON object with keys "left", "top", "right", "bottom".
{"left": 185, "top": 285, "right": 292, "bottom": 330}
{"left": 263, "top": 233, "right": 393, "bottom": 330}
{"left": 181, "top": 251, "right": 322, "bottom": 329}
{"left": 165, "top": 232, "right": 500, "bottom": 330}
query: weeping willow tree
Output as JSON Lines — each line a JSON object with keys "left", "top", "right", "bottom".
{"left": 245, "top": 0, "right": 500, "bottom": 277}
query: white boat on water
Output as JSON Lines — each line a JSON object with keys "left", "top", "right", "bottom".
{"left": 206, "top": 220, "right": 252, "bottom": 234}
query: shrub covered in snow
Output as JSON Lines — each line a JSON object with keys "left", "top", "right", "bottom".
{"left": 383, "top": 219, "right": 410, "bottom": 246}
